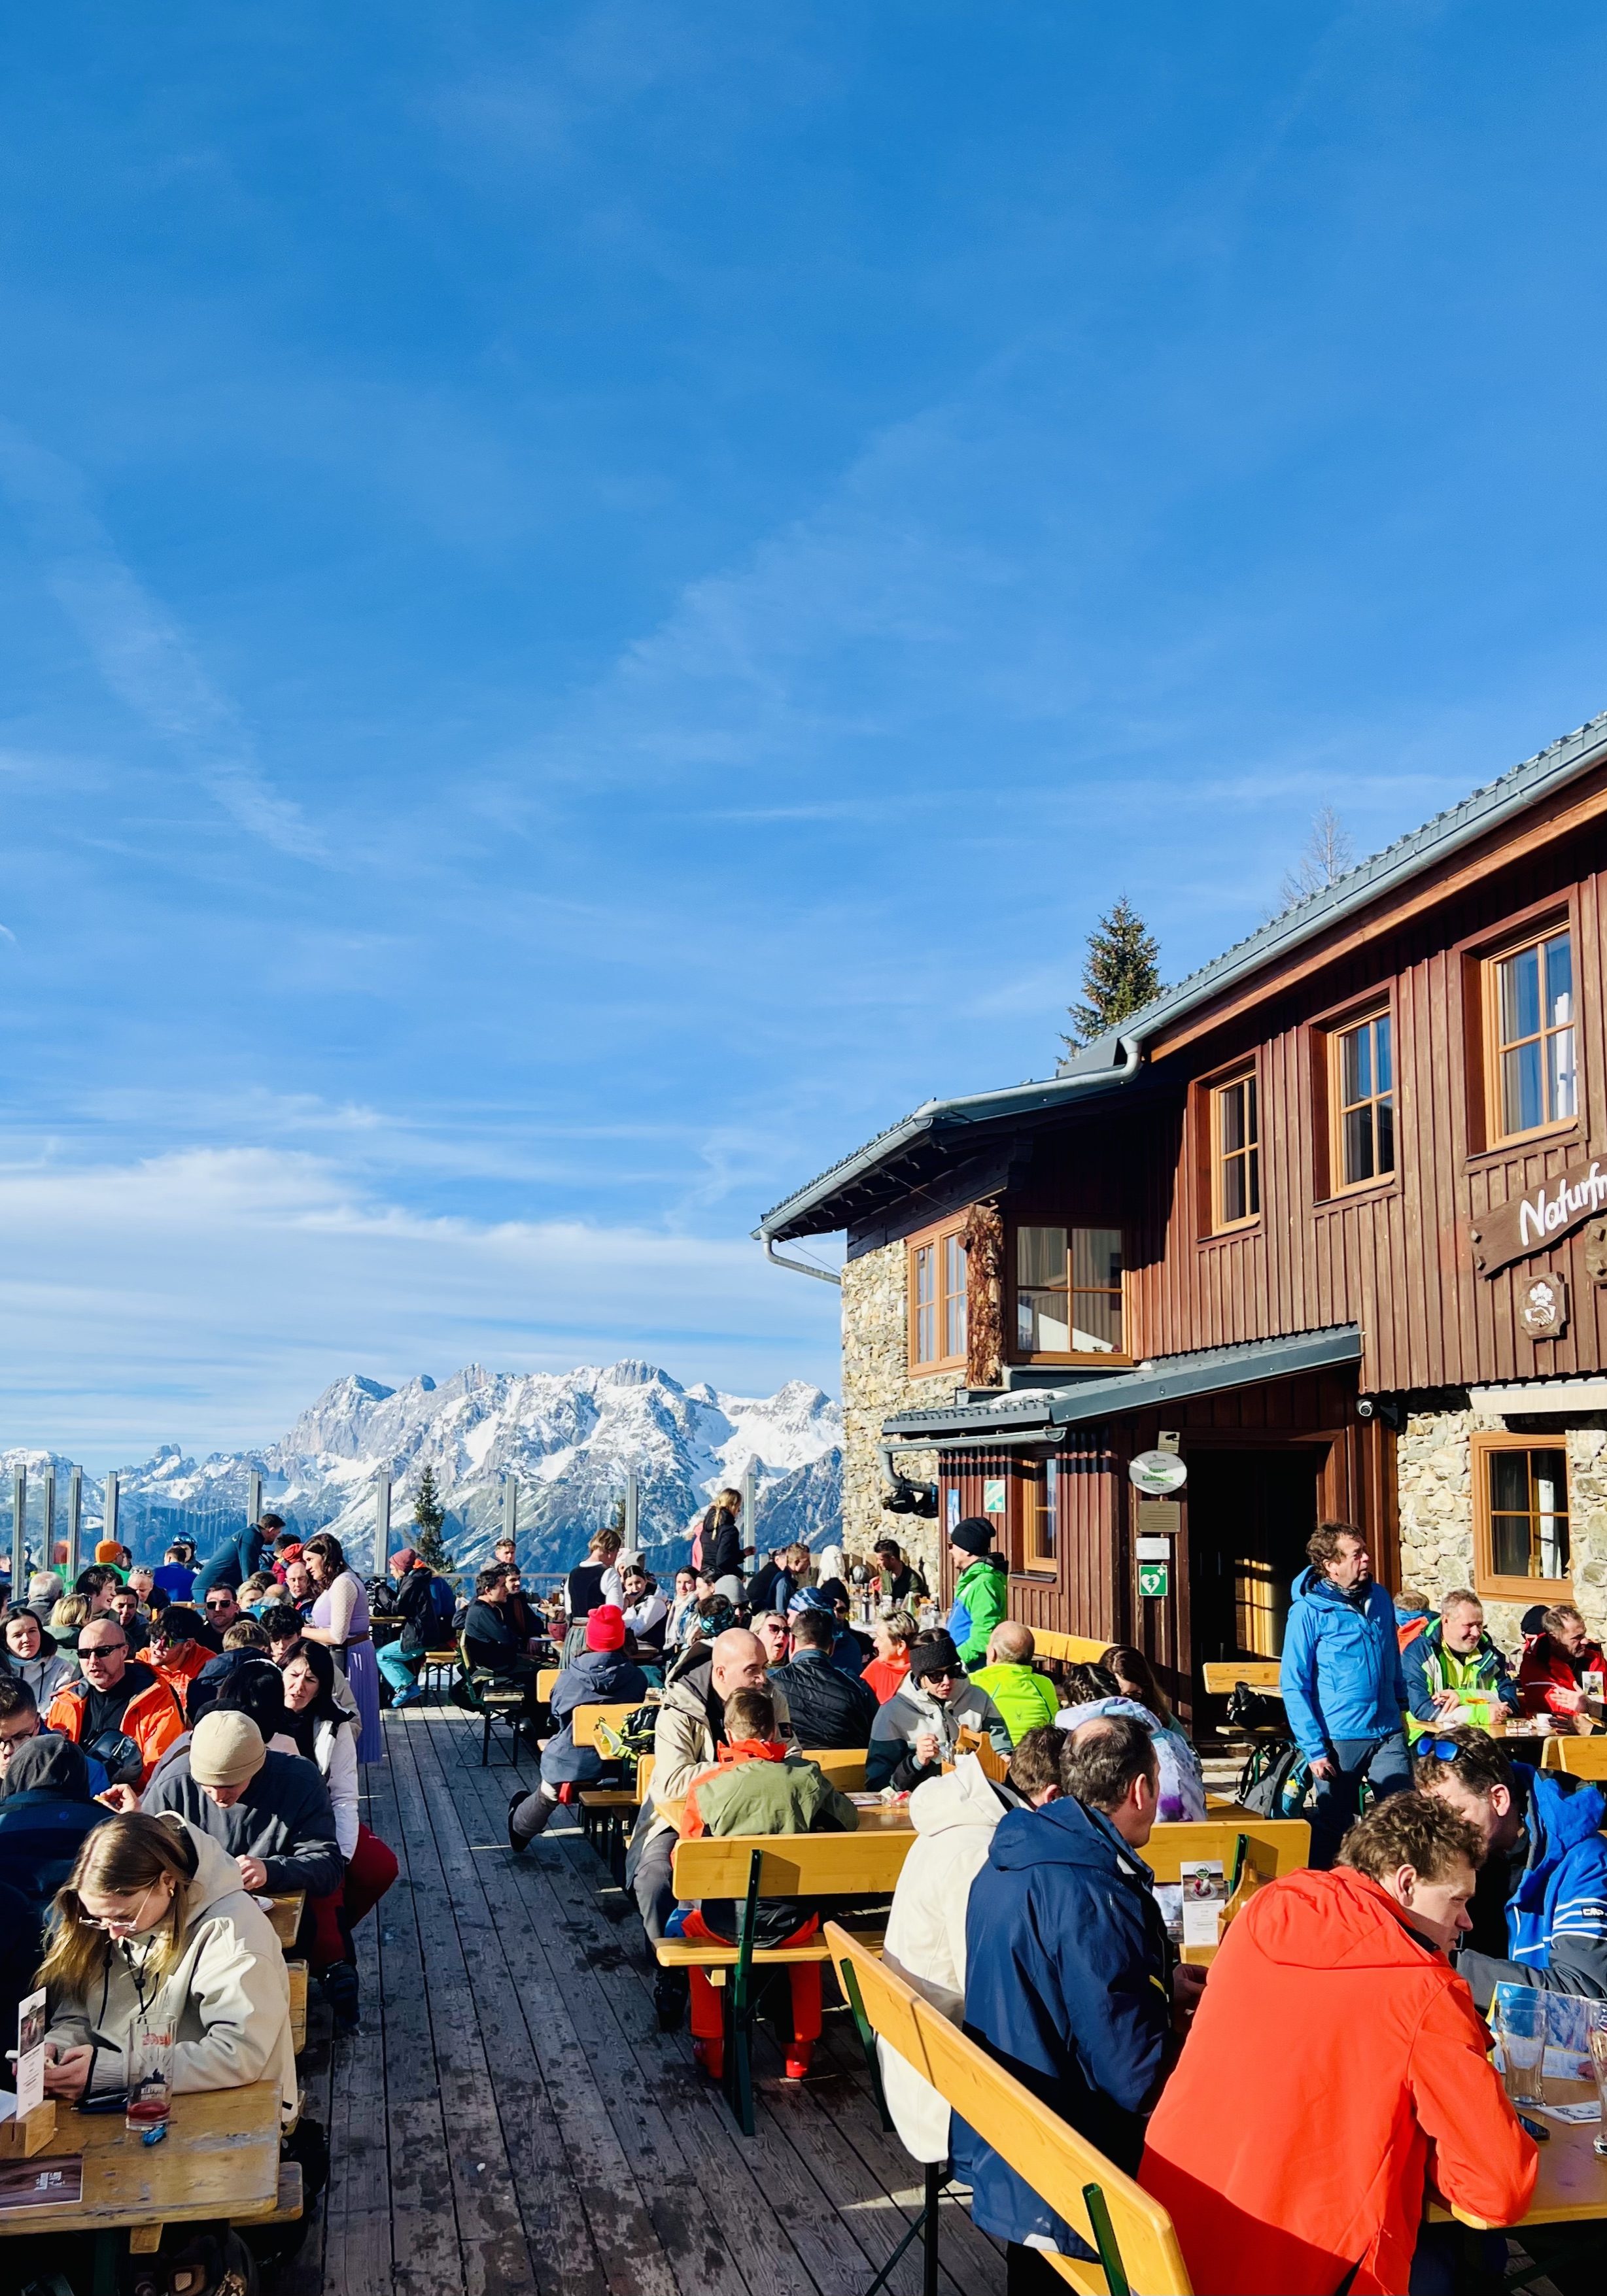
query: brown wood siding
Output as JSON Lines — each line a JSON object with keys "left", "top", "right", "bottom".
{"left": 939, "top": 1435, "right": 1122, "bottom": 1648}
{"left": 1074, "top": 818, "right": 1607, "bottom": 1394}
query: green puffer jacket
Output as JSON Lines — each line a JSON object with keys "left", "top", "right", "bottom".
{"left": 947, "top": 1558, "right": 1008, "bottom": 1666}
{"left": 687, "top": 1747, "right": 861, "bottom": 1838}
{"left": 969, "top": 1661, "right": 1060, "bottom": 1745}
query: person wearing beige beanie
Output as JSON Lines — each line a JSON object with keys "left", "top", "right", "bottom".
{"left": 189, "top": 1710, "right": 268, "bottom": 1802}
{"left": 143, "top": 1702, "right": 341, "bottom": 1901}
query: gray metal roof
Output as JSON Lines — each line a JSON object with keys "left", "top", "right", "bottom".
{"left": 882, "top": 1325, "right": 1364, "bottom": 1443}
{"left": 759, "top": 708, "right": 1607, "bottom": 1241}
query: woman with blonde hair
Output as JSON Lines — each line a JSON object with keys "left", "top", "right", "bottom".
{"left": 565, "top": 1528, "right": 624, "bottom": 1620}
{"left": 39, "top": 1809, "right": 296, "bottom": 2118}
{"left": 296, "top": 1532, "right": 381, "bottom": 1764}
{"left": 696, "top": 1486, "right": 748, "bottom": 1602}
{"left": 47, "top": 1593, "right": 91, "bottom": 1670}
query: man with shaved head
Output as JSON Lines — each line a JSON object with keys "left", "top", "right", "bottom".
{"left": 626, "top": 1625, "right": 793, "bottom": 2029}
{"left": 971, "top": 1620, "right": 1060, "bottom": 1745}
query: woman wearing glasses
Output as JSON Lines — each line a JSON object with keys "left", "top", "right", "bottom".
{"left": 38, "top": 1809, "right": 296, "bottom": 2119}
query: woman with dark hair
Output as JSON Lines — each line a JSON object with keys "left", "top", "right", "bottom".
{"left": 1099, "top": 1644, "right": 1175, "bottom": 1727}
{"left": 279, "top": 1637, "right": 398, "bottom": 2012}
{"left": 1, "top": 1604, "right": 75, "bottom": 1706}
{"left": 298, "top": 1532, "right": 381, "bottom": 1764}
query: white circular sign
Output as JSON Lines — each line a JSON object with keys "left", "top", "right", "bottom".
{"left": 1128, "top": 1449, "right": 1188, "bottom": 1495}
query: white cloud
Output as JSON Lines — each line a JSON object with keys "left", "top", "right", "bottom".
{"left": 0, "top": 1143, "right": 840, "bottom": 1463}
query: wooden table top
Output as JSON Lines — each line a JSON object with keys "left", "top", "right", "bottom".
{"left": 0, "top": 2080, "right": 283, "bottom": 2238}
{"left": 1428, "top": 2080, "right": 1607, "bottom": 2228}
{"left": 265, "top": 1892, "right": 304, "bottom": 1949}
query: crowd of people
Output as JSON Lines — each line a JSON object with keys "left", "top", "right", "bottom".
{"left": 0, "top": 1514, "right": 402, "bottom": 2286}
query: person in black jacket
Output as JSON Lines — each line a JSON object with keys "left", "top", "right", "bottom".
{"left": 462, "top": 1565, "right": 540, "bottom": 1715}
{"left": 508, "top": 1606, "right": 649, "bottom": 1847}
{"left": 697, "top": 1490, "right": 748, "bottom": 1601}
{"left": 768, "top": 1607, "right": 878, "bottom": 1749}
{"left": 143, "top": 1709, "right": 343, "bottom": 1900}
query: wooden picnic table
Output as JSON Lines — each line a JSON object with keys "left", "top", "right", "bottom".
{"left": 651, "top": 1797, "right": 914, "bottom": 1835}
{"left": 1428, "top": 2078, "right": 1607, "bottom": 2228}
{"left": 0, "top": 2080, "right": 283, "bottom": 2272}
{"left": 265, "top": 1891, "right": 305, "bottom": 1949}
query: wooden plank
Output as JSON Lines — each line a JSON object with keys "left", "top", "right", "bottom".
{"left": 0, "top": 2083, "right": 281, "bottom": 2236}
{"left": 670, "top": 1833, "right": 913, "bottom": 1898}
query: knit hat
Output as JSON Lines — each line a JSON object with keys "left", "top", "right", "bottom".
{"left": 189, "top": 1710, "right": 267, "bottom": 1789}
{"left": 389, "top": 1547, "right": 419, "bottom": 1575}
{"left": 94, "top": 1540, "right": 124, "bottom": 1566}
{"left": 587, "top": 1603, "right": 627, "bottom": 1653}
{"left": 787, "top": 1588, "right": 835, "bottom": 1617}
{"left": 948, "top": 1516, "right": 994, "bottom": 1558}
{"left": 911, "top": 1641, "right": 965, "bottom": 1686}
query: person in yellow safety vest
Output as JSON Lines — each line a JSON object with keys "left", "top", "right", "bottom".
{"left": 1402, "top": 1588, "right": 1519, "bottom": 1741}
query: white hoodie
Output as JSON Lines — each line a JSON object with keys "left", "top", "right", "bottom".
{"left": 44, "top": 1813, "right": 298, "bottom": 2121}
{"left": 878, "top": 1753, "right": 1005, "bottom": 2163}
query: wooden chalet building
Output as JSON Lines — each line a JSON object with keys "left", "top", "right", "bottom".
{"left": 759, "top": 710, "right": 1607, "bottom": 1717}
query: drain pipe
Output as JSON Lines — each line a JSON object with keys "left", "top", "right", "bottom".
{"left": 764, "top": 1235, "right": 842, "bottom": 1286}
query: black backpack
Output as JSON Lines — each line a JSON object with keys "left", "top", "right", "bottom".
{"left": 1237, "top": 1737, "right": 1313, "bottom": 1819}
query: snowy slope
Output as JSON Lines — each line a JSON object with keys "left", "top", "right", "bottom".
{"left": 3, "top": 1362, "right": 842, "bottom": 1581}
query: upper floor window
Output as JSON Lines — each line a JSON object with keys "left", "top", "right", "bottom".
{"left": 1486, "top": 926, "right": 1576, "bottom": 1144}
{"left": 909, "top": 1224, "right": 967, "bottom": 1371}
{"left": 1015, "top": 1226, "right": 1124, "bottom": 1358}
{"left": 1332, "top": 1010, "right": 1395, "bottom": 1190}
{"left": 1210, "top": 1069, "right": 1260, "bottom": 1231}
{"left": 1025, "top": 1456, "right": 1058, "bottom": 1570}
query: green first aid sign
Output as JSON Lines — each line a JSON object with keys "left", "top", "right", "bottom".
{"left": 982, "top": 1477, "right": 1007, "bottom": 1515}
{"left": 1138, "top": 1561, "right": 1169, "bottom": 1600}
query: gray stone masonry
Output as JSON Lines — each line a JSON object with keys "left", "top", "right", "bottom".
{"left": 840, "top": 1239, "right": 948, "bottom": 1588}
{"left": 1396, "top": 1405, "right": 1607, "bottom": 1650}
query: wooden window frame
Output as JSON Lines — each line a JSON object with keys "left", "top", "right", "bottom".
{"left": 1324, "top": 1003, "right": 1398, "bottom": 1199}
{"left": 1022, "top": 1456, "right": 1059, "bottom": 1575}
{"left": 1472, "top": 1430, "right": 1573, "bottom": 1603}
{"left": 1479, "top": 914, "right": 1580, "bottom": 1153}
{"left": 1008, "top": 1221, "right": 1132, "bottom": 1367}
{"left": 1203, "top": 1061, "right": 1262, "bottom": 1236}
{"left": 906, "top": 1216, "right": 968, "bottom": 1376}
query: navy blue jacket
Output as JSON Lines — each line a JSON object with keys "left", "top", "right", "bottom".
{"left": 540, "top": 1648, "right": 649, "bottom": 1786}
{"left": 961, "top": 1795, "right": 1171, "bottom": 2248}
{"left": 194, "top": 1526, "right": 267, "bottom": 1601}
{"left": 0, "top": 1790, "right": 112, "bottom": 1907}
{"left": 1279, "top": 1567, "right": 1408, "bottom": 1760}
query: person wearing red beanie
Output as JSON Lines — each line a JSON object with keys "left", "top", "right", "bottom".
{"left": 509, "top": 1603, "right": 646, "bottom": 1847}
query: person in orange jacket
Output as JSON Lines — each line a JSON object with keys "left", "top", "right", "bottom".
{"left": 46, "top": 1617, "right": 184, "bottom": 1791}
{"left": 1139, "top": 1792, "right": 1536, "bottom": 2296}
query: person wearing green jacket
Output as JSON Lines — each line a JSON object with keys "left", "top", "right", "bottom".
{"left": 970, "top": 1622, "right": 1060, "bottom": 1743}
{"left": 1402, "top": 1592, "right": 1519, "bottom": 1741}
{"left": 944, "top": 1518, "right": 1008, "bottom": 1667}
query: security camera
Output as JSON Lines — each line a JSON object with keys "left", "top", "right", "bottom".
{"left": 1357, "top": 1397, "right": 1375, "bottom": 1420}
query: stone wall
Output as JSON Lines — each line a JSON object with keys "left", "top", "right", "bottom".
{"left": 840, "top": 1237, "right": 953, "bottom": 1585}
{"left": 1396, "top": 1405, "right": 1607, "bottom": 1647}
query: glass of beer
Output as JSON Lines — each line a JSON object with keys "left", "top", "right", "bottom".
{"left": 126, "top": 2017, "right": 174, "bottom": 2136}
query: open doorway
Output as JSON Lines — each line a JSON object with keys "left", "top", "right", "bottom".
{"left": 1187, "top": 1447, "right": 1324, "bottom": 1670}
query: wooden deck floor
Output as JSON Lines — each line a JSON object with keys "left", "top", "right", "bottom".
{"left": 281, "top": 1704, "right": 1007, "bottom": 2296}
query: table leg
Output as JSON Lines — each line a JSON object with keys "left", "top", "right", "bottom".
{"left": 92, "top": 2227, "right": 120, "bottom": 2296}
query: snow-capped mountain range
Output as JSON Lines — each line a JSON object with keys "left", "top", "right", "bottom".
{"left": 5, "top": 1361, "right": 842, "bottom": 1583}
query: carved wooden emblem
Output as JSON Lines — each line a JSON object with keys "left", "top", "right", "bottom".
{"left": 1585, "top": 1220, "right": 1607, "bottom": 1285}
{"left": 1519, "top": 1271, "right": 1568, "bottom": 1340}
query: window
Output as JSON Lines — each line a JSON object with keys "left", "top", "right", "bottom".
{"left": 1210, "top": 1069, "right": 1260, "bottom": 1231}
{"left": 1486, "top": 927, "right": 1576, "bottom": 1143}
{"left": 908, "top": 1222, "right": 967, "bottom": 1371}
{"left": 1014, "top": 1227, "right": 1124, "bottom": 1358}
{"left": 1025, "top": 1458, "right": 1058, "bottom": 1570}
{"left": 1329, "top": 1011, "right": 1395, "bottom": 1190}
{"left": 1473, "top": 1433, "right": 1571, "bottom": 1598}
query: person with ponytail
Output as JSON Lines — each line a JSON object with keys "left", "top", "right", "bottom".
{"left": 39, "top": 1809, "right": 296, "bottom": 2119}
{"left": 279, "top": 1637, "right": 398, "bottom": 2027}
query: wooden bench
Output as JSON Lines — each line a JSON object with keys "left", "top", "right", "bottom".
{"left": 1029, "top": 1628, "right": 1115, "bottom": 1667}
{"left": 287, "top": 1958, "right": 308, "bottom": 2054}
{"left": 636, "top": 1748, "right": 868, "bottom": 1813}
{"left": 954, "top": 1724, "right": 1011, "bottom": 1783}
{"left": 660, "top": 1830, "right": 915, "bottom": 2133}
{"left": 1201, "top": 1660, "right": 1282, "bottom": 1694}
{"left": 825, "top": 1923, "right": 1193, "bottom": 2294}
{"left": 570, "top": 1700, "right": 644, "bottom": 1749}
{"left": 1145, "top": 1817, "right": 1311, "bottom": 1963}
{"left": 457, "top": 1632, "right": 527, "bottom": 1767}
{"left": 1542, "top": 1734, "right": 1607, "bottom": 1775}
{"left": 266, "top": 1893, "right": 304, "bottom": 1951}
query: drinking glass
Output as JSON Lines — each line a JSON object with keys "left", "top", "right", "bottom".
{"left": 126, "top": 2016, "right": 175, "bottom": 2135}
{"left": 1590, "top": 2018, "right": 1607, "bottom": 2156}
{"left": 1498, "top": 1989, "right": 1546, "bottom": 2111}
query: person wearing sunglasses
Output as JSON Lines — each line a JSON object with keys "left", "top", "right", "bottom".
{"left": 865, "top": 1630, "right": 1011, "bottom": 1791}
{"left": 44, "top": 1620, "right": 184, "bottom": 1789}
{"left": 38, "top": 1808, "right": 296, "bottom": 2122}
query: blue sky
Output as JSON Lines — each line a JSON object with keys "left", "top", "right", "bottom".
{"left": 6, "top": 2, "right": 1607, "bottom": 1462}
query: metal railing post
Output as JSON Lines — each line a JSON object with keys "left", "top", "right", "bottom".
{"left": 67, "top": 1467, "right": 82, "bottom": 1581}
{"left": 375, "top": 1474, "right": 392, "bottom": 1576}
{"left": 10, "top": 1467, "right": 26, "bottom": 1593}
{"left": 103, "top": 1471, "right": 119, "bottom": 1558}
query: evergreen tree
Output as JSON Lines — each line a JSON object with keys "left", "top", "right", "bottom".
{"left": 410, "top": 1465, "right": 451, "bottom": 1571}
{"left": 1063, "top": 896, "right": 1163, "bottom": 1050}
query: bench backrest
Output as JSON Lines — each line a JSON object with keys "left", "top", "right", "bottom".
{"left": 1144, "top": 1817, "right": 1310, "bottom": 1884}
{"left": 1029, "top": 1628, "right": 1114, "bottom": 1667}
{"left": 671, "top": 1829, "right": 912, "bottom": 1898}
{"left": 1541, "top": 1734, "right": 1607, "bottom": 1776}
{"left": 536, "top": 1667, "right": 562, "bottom": 1701}
{"left": 570, "top": 1700, "right": 645, "bottom": 1748}
{"left": 1200, "top": 1660, "right": 1282, "bottom": 1694}
{"left": 639, "top": 1748, "right": 866, "bottom": 1807}
{"left": 953, "top": 1725, "right": 1010, "bottom": 1783}
{"left": 825, "top": 1925, "right": 1193, "bottom": 2295}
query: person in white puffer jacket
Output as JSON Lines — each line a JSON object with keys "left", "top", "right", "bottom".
{"left": 878, "top": 1753, "right": 1007, "bottom": 2163}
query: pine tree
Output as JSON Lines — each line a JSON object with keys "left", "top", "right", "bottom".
{"left": 410, "top": 1465, "right": 451, "bottom": 1571}
{"left": 1063, "top": 896, "right": 1163, "bottom": 1051}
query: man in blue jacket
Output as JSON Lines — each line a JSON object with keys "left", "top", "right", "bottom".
{"left": 1280, "top": 1522, "right": 1410, "bottom": 1868}
{"left": 1415, "top": 1727, "right": 1607, "bottom": 2002}
{"left": 961, "top": 1714, "right": 1177, "bottom": 2284}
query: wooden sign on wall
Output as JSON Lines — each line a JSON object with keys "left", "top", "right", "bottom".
{"left": 1472, "top": 1155, "right": 1607, "bottom": 1278}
